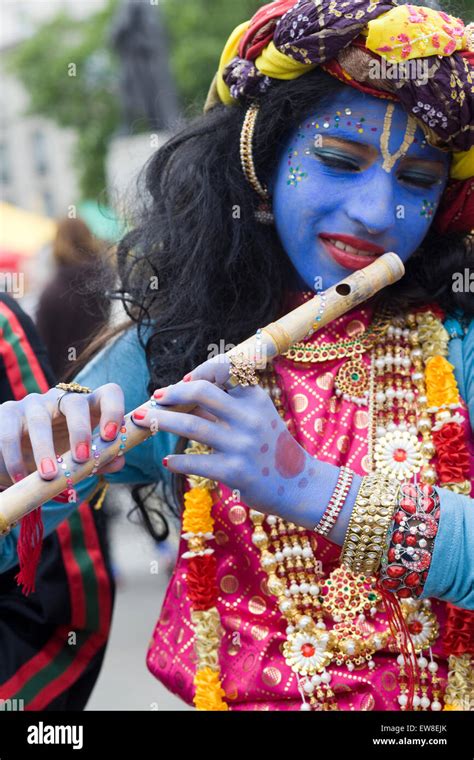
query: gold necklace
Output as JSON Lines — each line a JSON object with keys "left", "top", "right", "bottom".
{"left": 283, "top": 312, "right": 392, "bottom": 363}
{"left": 283, "top": 312, "right": 393, "bottom": 406}
{"left": 249, "top": 510, "right": 390, "bottom": 711}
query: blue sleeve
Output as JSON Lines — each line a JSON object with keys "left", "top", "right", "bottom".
{"left": 421, "top": 487, "right": 474, "bottom": 609}
{"left": 463, "top": 320, "right": 474, "bottom": 431}
{"left": 0, "top": 325, "right": 177, "bottom": 573}
{"left": 446, "top": 314, "right": 474, "bottom": 431}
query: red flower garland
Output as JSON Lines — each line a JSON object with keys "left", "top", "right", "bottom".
{"left": 442, "top": 606, "right": 474, "bottom": 656}
{"left": 432, "top": 422, "right": 471, "bottom": 484}
{"left": 186, "top": 555, "right": 219, "bottom": 610}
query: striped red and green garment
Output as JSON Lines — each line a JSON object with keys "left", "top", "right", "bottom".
{"left": 0, "top": 293, "right": 113, "bottom": 710}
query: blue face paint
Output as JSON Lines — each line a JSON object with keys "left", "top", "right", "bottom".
{"left": 270, "top": 89, "right": 451, "bottom": 292}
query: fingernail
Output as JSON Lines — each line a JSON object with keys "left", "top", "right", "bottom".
{"left": 104, "top": 422, "right": 118, "bottom": 439}
{"left": 162, "top": 456, "right": 168, "bottom": 468}
{"left": 13, "top": 473, "right": 25, "bottom": 483}
{"left": 40, "top": 458, "right": 56, "bottom": 477}
{"left": 182, "top": 373, "right": 192, "bottom": 382}
{"left": 132, "top": 410, "right": 146, "bottom": 420}
{"left": 154, "top": 389, "right": 165, "bottom": 399}
{"left": 75, "top": 442, "right": 90, "bottom": 460}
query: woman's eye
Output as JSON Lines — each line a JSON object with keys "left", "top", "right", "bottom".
{"left": 399, "top": 173, "right": 441, "bottom": 189}
{"left": 313, "top": 151, "right": 361, "bottom": 172}
{"left": 313, "top": 149, "right": 442, "bottom": 188}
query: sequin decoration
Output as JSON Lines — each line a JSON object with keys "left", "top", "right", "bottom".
{"left": 420, "top": 199, "right": 435, "bottom": 217}
{"left": 287, "top": 164, "right": 308, "bottom": 186}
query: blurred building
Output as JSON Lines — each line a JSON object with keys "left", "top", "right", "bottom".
{"left": 106, "top": 132, "right": 170, "bottom": 210}
{"left": 0, "top": 0, "right": 108, "bottom": 217}
{"left": 0, "top": 53, "right": 79, "bottom": 217}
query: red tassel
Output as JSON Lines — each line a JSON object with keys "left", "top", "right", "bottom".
{"left": 376, "top": 579, "right": 420, "bottom": 710}
{"left": 15, "top": 507, "right": 44, "bottom": 595}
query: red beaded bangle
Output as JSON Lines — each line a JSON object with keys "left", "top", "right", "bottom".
{"left": 313, "top": 465, "right": 354, "bottom": 537}
{"left": 379, "top": 482, "right": 440, "bottom": 599}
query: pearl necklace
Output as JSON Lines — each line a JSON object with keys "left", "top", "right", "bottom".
{"left": 250, "top": 509, "right": 390, "bottom": 711}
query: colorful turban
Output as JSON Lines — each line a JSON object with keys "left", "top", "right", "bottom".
{"left": 204, "top": 0, "right": 474, "bottom": 235}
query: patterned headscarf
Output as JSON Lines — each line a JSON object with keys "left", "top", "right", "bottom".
{"left": 204, "top": 0, "right": 474, "bottom": 234}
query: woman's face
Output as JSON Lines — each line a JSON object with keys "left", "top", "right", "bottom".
{"left": 271, "top": 88, "right": 451, "bottom": 291}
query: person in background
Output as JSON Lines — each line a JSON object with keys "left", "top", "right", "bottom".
{"left": 0, "top": 293, "right": 114, "bottom": 710}
{"left": 35, "top": 217, "right": 111, "bottom": 382}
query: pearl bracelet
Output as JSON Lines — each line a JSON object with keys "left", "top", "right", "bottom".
{"left": 313, "top": 465, "right": 354, "bottom": 537}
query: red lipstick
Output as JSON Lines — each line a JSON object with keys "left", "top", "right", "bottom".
{"left": 319, "top": 232, "right": 386, "bottom": 270}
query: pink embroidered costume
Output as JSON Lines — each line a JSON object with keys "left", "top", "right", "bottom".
{"left": 147, "top": 302, "right": 474, "bottom": 710}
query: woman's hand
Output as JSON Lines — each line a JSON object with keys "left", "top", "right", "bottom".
{"left": 0, "top": 384, "right": 127, "bottom": 488}
{"left": 131, "top": 355, "right": 343, "bottom": 527}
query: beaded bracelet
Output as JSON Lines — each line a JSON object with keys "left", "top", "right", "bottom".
{"left": 313, "top": 465, "right": 354, "bottom": 537}
{"left": 341, "top": 473, "right": 400, "bottom": 576}
{"left": 379, "top": 482, "right": 440, "bottom": 599}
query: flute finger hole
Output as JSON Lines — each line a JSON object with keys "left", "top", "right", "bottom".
{"left": 335, "top": 283, "right": 351, "bottom": 296}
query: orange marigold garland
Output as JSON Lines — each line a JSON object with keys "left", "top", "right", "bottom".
{"left": 423, "top": 345, "right": 471, "bottom": 495}
{"left": 182, "top": 454, "right": 228, "bottom": 710}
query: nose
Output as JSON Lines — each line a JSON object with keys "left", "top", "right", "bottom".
{"left": 345, "top": 165, "right": 397, "bottom": 236}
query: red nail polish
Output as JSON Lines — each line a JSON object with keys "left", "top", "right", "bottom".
{"left": 104, "top": 422, "right": 118, "bottom": 439}
{"left": 40, "top": 458, "right": 56, "bottom": 476}
{"left": 13, "top": 473, "right": 25, "bottom": 483}
{"left": 154, "top": 389, "right": 165, "bottom": 399}
{"left": 182, "top": 373, "right": 192, "bottom": 382}
{"left": 132, "top": 410, "right": 146, "bottom": 420}
{"left": 162, "top": 457, "right": 168, "bottom": 468}
{"left": 75, "top": 442, "right": 90, "bottom": 460}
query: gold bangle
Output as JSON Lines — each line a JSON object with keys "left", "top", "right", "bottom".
{"left": 341, "top": 473, "right": 400, "bottom": 576}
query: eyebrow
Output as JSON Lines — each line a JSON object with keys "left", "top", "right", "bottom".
{"left": 320, "top": 134, "right": 447, "bottom": 172}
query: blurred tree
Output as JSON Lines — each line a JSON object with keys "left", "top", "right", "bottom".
{"left": 7, "top": 0, "right": 262, "bottom": 200}
{"left": 7, "top": 0, "right": 120, "bottom": 201}
{"left": 161, "top": 0, "right": 261, "bottom": 113}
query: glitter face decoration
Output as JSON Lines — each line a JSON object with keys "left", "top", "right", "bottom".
{"left": 270, "top": 89, "right": 450, "bottom": 292}
{"left": 420, "top": 199, "right": 436, "bottom": 218}
{"left": 316, "top": 107, "right": 377, "bottom": 135}
{"left": 287, "top": 148, "right": 309, "bottom": 186}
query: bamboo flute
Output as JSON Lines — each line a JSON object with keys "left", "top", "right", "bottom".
{"left": 0, "top": 252, "right": 404, "bottom": 528}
